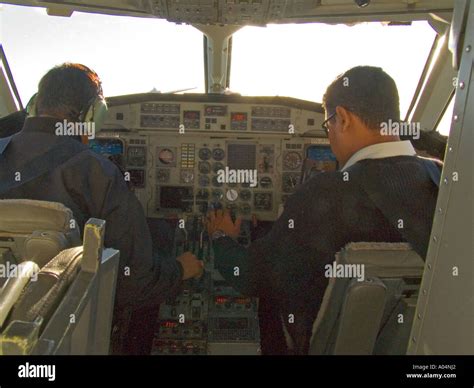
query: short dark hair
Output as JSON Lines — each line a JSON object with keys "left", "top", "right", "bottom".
{"left": 322, "top": 66, "right": 400, "bottom": 130}
{"left": 36, "top": 63, "right": 102, "bottom": 120}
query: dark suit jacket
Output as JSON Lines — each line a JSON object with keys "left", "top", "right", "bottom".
{"left": 213, "top": 155, "right": 440, "bottom": 354}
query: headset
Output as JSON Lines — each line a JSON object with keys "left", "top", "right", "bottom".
{"left": 25, "top": 65, "right": 108, "bottom": 143}
{"left": 25, "top": 93, "right": 37, "bottom": 117}
{"left": 79, "top": 94, "right": 108, "bottom": 136}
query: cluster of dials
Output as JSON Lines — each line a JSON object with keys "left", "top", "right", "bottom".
{"left": 194, "top": 147, "right": 255, "bottom": 215}
{"left": 282, "top": 150, "right": 303, "bottom": 193}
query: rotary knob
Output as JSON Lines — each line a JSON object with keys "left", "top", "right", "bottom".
{"left": 226, "top": 189, "right": 239, "bottom": 202}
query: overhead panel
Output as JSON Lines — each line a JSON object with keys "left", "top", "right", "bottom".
{"left": 153, "top": 0, "right": 218, "bottom": 25}
{"left": 151, "top": 1, "right": 321, "bottom": 26}
{"left": 2, "top": 0, "right": 455, "bottom": 24}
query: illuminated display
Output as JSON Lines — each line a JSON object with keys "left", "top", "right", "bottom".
{"left": 231, "top": 112, "right": 248, "bottom": 131}
{"left": 231, "top": 112, "right": 247, "bottom": 122}
{"left": 307, "top": 145, "right": 337, "bottom": 161}
{"left": 89, "top": 139, "right": 124, "bottom": 155}
{"left": 306, "top": 145, "right": 338, "bottom": 172}
{"left": 215, "top": 296, "right": 229, "bottom": 304}
{"left": 183, "top": 110, "right": 201, "bottom": 129}
{"left": 160, "top": 321, "right": 178, "bottom": 328}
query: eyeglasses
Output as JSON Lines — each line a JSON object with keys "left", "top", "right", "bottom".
{"left": 321, "top": 113, "right": 336, "bottom": 136}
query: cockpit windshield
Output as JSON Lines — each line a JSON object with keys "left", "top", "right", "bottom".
{"left": 230, "top": 22, "right": 436, "bottom": 118}
{"left": 0, "top": 4, "right": 205, "bottom": 103}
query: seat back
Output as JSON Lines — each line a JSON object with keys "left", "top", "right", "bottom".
{"left": 0, "top": 218, "right": 120, "bottom": 355}
{"left": 309, "top": 242, "right": 424, "bottom": 355}
{"left": 6, "top": 247, "right": 83, "bottom": 333}
{"left": 0, "top": 199, "right": 81, "bottom": 282}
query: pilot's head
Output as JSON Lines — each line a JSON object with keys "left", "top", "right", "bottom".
{"left": 35, "top": 63, "right": 103, "bottom": 122}
{"left": 322, "top": 66, "right": 400, "bottom": 167}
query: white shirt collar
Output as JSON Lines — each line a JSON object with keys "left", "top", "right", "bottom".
{"left": 341, "top": 140, "right": 416, "bottom": 171}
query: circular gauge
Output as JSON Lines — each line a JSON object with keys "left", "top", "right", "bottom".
{"left": 199, "top": 148, "right": 211, "bottom": 160}
{"left": 156, "top": 169, "right": 170, "bottom": 183}
{"left": 199, "top": 175, "right": 210, "bottom": 187}
{"left": 259, "top": 177, "right": 272, "bottom": 188}
{"left": 283, "top": 151, "right": 303, "bottom": 170}
{"left": 240, "top": 203, "right": 251, "bottom": 215}
{"left": 226, "top": 189, "right": 239, "bottom": 202}
{"left": 158, "top": 148, "right": 175, "bottom": 165}
{"left": 240, "top": 190, "right": 251, "bottom": 201}
{"left": 213, "top": 162, "right": 225, "bottom": 174}
{"left": 282, "top": 173, "right": 299, "bottom": 193}
{"left": 196, "top": 189, "right": 209, "bottom": 200}
{"left": 199, "top": 161, "right": 211, "bottom": 174}
{"left": 212, "top": 175, "right": 223, "bottom": 187}
{"left": 212, "top": 148, "right": 225, "bottom": 161}
{"left": 254, "top": 192, "right": 272, "bottom": 211}
{"left": 212, "top": 189, "right": 223, "bottom": 200}
{"left": 180, "top": 170, "right": 194, "bottom": 184}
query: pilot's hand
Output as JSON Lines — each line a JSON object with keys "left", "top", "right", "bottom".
{"left": 177, "top": 252, "right": 204, "bottom": 280}
{"left": 207, "top": 209, "right": 242, "bottom": 239}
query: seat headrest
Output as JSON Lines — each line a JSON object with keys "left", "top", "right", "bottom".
{"left": 339, "top": 242, "right": 424, "bottom": 278}
{"left": 0, "top": 200, "right": 74, "bottom": 234}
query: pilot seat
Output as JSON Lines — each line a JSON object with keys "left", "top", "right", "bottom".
{"left": 0, "top": 199, "right": 120, "bottom": 355}
{"left": 309, "top": 242, "right": 425, "bottom": 355}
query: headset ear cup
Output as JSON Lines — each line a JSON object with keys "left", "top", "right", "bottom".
{"left": 26, "top": 93, "right": 38, "bottom": 117}
{"left": 84, "top": 98, "right": 108, "bottom": 133}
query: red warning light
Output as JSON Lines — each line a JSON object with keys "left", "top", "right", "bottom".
{"left": 215, "top": 296, "right": 228, "bottom": 304}
{"left": 161, "top": 321, "right": 178, "bottom": 328}
{"left": 231, "top": 112, "right": 247, "bottom": 122}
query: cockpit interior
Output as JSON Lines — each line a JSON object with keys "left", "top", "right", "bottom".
{"left": 0, "top": 0, "right": 472, "bottom": 362}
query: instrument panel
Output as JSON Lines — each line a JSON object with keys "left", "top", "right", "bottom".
{"left": 94, "top": 93, "right": 337, "bottom": 222}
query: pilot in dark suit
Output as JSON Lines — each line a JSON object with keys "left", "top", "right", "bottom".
{"left": 207, "top": 66, "right": 441, "bottom": 355}
{"left": 0, "top": 63, "right": 203, "bottom": 353}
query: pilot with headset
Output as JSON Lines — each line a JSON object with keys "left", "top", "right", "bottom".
{"left": 0, "top": 63, "right": 204, "bottom": 354}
